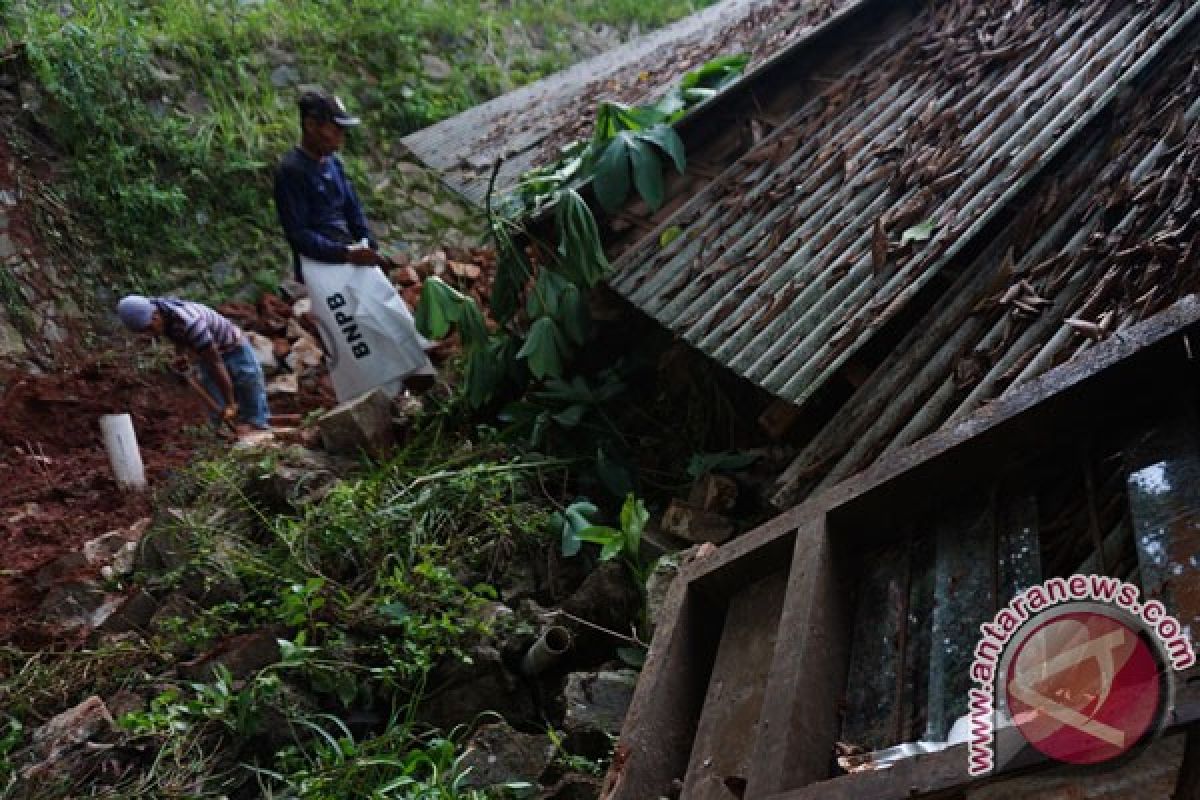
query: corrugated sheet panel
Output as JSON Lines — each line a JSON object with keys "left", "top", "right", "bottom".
{"left": 773, "top": 26, "right": 1200, "bottom": 508}
{"left": 610, "top": 0, "right": 1194, "bottom": 412}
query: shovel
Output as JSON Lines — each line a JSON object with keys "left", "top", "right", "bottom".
{"left": 171, "top": 364, "right": 239, "bottom": 435}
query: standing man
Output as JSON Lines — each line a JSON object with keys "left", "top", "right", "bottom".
{"left": 117, "top": 295, "right": 270, "bottom": 431}
{"left": 273, "top": 89, "right": 390, "bottom": 280}
{"left": 273, "top": 89, "right": 435, "bottom": 393}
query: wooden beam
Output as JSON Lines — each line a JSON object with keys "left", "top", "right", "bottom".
{"left": 745, "top": 518, "right": 851, "bottom": 795}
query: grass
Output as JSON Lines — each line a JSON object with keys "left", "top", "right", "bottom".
{"left": 0, "top": 420, "right": 575, "bottom": 797}
{"left": 3, "top": 0, "right": 716, "bottom": 300}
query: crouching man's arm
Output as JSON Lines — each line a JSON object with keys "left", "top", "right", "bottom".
{"left": 198, "top": 345, "right": 238, "bottom": 421}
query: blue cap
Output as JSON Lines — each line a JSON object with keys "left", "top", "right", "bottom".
{"left": 117, "top": 295, "right": 155, "bottom": 331}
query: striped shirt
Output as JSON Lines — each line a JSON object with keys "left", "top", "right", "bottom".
{"left": 153, "top": 298, "right": 242, "bottom": 353}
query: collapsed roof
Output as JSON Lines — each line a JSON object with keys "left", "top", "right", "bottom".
{"left": 408, "top": 0, "right": 1200, "bottom": 511}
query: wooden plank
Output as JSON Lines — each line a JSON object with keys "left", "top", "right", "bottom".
{"left": 1176, "top": 722, "right": 1200, "bottom": 800}
{"left": 606, "top": 566, "right": 724, "bottom": 800}
{"left": 683, "top": 569, "right": 789, "bottom": 797}
{"left": 745, "top": 519, "right": 852, "bottom": 795}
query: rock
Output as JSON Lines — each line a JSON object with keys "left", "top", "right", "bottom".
{"left": 563, "top": 669, "right": 637, "bottom": 739}
{"left": 644, "top": 549, "right": 694, "bottom": 636}
{"left": 31, "top": 696, "right": 112, "bottom": 760}
{"left": 419, "top": 646, "right": 538, "bottom": 731}
{"left": 34, "top": 551, "right": 87, "bottom": 591}
{"left": 0, "top": 315, "right": 27, "bottom": 358}
{"left": 269, "top": 64, "right": 300, "bottom": 88}
{"left": 287, "top": 334, "right": 324, "bottom": 371}
{"left": 216, "top": 301, "right": 258, "bottom": 330}
{"left": 757, "top": 398, "right": 802, "bottom": 440}
{"left": 264, "top": 45, "right": 296, "bottom": 66}
{"left": 245, "top": 331, "right": 279, "bottom": 374}
{"left": 279, "top": 278, "right": 308, "bottom": 302}
{"left": 248, "top": 454, "right": 337, "bottom": 510}
{"left": 541, "top": 773, "right": 604, "bottom": 800}
{"left": 456, "top": 721, "right": 554, "bottom": 790}
{"left": 181, "top": 89, "right": 209, "bottom": 116}
{"left": 390, "top": 265, "right": 421, "bottom": 286}
{"left": 104, "top": 689, "right": 145, "bottom": 720}
{"left": 267, "top": 373, "right": 299, "bottom": 396}
{"left": 148, "top": 591, "right": 200, "bottom": 638}
{"left": 447, "top": 260, "right": 481, "bottom": 281}
{"left": 259, "top": 292, "right": 292, "bottom": 319}
{"left": 661, "top": 499, "right": 734, "bottom": 545}
{"left": 317, "top": 388, "right": 394, "bottom": 455}
{"left": 82, "top": 531, "right": 134, "bottom": 567}
{"left": 38, "top": 583, "right": 123, "bottom": 631}
{"left": 94, "top": 589, "right": 158, "bottom": 636}
{"left": 135, "top": 523, "right": 192, "bottom": 572}
{"left": 688, "top": 473, "right": 738, "bottom": 514}
{"left": 420, "top": 54, "right": 453, "bottom": 81}
{"left": 178, "top": 630, "right": 281, "bottom": 681}
{"left": 402, "top": 284, "right": 422, "bottom": 311}
{"left": 210, "top": 258, "right": 237, "bottom": 286}
{"left": 561, "top": 561, "right": 643, "bottom": 665}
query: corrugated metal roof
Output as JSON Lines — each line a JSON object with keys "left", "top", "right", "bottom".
{"left": 773, "top": 27, "right": 1200, "bottom": 508}
{"left": 610, "top": 0, "right": 1194, "bottom": 412}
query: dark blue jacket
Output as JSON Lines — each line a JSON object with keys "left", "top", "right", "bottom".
{"left": 273, "top": 147, "right": 375, "bottom": 281}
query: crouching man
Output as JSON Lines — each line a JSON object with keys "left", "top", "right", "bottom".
{"left": 117, "top": 295, "right": 270, "bottom": 432}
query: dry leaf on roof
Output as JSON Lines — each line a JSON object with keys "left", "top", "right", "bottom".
{"left": 871, "top": 219, "right": 888, "bottom": 274}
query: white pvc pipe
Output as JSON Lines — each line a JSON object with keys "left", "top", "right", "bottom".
{"left": 100, "top": 413, "right": 147, "bottom": 492}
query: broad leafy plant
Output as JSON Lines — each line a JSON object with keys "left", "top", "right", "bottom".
{"left": 415, "top": 53, "right": 749, "bottom": 412}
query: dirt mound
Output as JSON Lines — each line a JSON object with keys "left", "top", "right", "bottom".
{"left": 0, "top": 358, "right": 210, "bottom": 642}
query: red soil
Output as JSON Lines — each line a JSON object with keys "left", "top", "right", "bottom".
{"left": 0, "top": 358, "right": 203, "bottom": 641}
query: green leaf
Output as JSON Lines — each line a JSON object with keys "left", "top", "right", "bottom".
{"left": 659, "top": 225, "right": 683, "bottom": 248}
{"left": 414, "top": 277, "right": 465, "bottom": 338}
{"left": 619, "top": 494, "right": 649, "bottom": 556}
{"left": 600, "top": 540, "right": 623, "bottom": 561}
{"left": 577, "top": 525, "right": 621, "bottom": 545}
{"left": 556, "top": 189, "right": 609, "bottom": 285}
{"left": 517, "top": 317, "right": 566, "bottom": 379}
{"left": 682, "top": 87, "right": 718, "bottom": 105}
{"left": 901, "top": 218, "right": 936, "bottom": 245}
{"left": 526, "top": 269, "right": 568, "bottom": 319}
{"left": 681, "top": 54, "right": 750, "bottom": 93}
{"left": 556, "top": 282, "right": 589, "bottom": 345}
{"left": 490, "top": 231, "right": 531, "bottom": 324}
{"left": 464, "top": 338, "right": 509, "bottom": 408}
{"left": 593, "top": 133, "right": 632, "bottom": 213}
{"left": 457, "top": 299, "right": 489, "bottom": 349}
{"left": 627, "top": 135, "right": 665, "bottom": 211}
{"left": 579, "top": 524, "right": 625, "bottom": 561}
{"left": 652, "top": 89, "right": 687, "bottom": 118}
{"left": 637, "top": 125, "right": 686, "bottom": 174}
{"left": 556, "top": 500, "right": 599, "bottom": 557}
